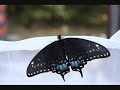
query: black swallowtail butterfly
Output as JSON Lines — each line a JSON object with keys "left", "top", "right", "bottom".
{"left": 27, "top": 35, "right": 110, "bottom": 81}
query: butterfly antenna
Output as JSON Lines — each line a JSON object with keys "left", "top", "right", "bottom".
{"left": 61, "top": 75, "right": 65, "bottom": 82}
{"left": 79, "top": 69, "right": 83, "bottom": 78}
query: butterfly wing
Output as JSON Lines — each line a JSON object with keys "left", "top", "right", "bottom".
{"left": 63, "top": 38, "right": 110, "bottom": 60}
{"left": 27, "top": 40, "right": 70, "bottom": 80}
{"left": 62, "top": 38, "right": 110, "bottom": 77}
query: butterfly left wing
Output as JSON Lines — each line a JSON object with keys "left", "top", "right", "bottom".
{"left": 27, "top": 41, "right": 70, "bottom": 81}
{"left": 62, "top": 38, "right": 110, "bottom": 77}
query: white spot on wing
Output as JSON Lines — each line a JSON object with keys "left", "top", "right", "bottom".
{"left": 38, "top": 59, "right": 41, "bottom": 61}
{"left": 40, "top": 63, "right": 42, "bottom": 66}
{"left": 61, "top": 61, "right": 63, "bottom": 63}
{"left": 31, "top": 62, "right": 34, "bottom": 65}
{"left": 34, "top": 66, "right": 36, "bottom": 68}
{"left": 65, "top": 55, "right": 68, "bottom": 60}
{"left": 58, "top": 71, "right": 60, "bottom": 73}
{"left": 104, "top": 54, "right": 106, "bottom": 56}
{"left": 76, "top": 69, "right": 80, "bottom": 71}
{"left": 89, "top": 44, "right": 90, "bottom": 47}
{"left": 80, "top": 65, "right": 83, "bottom": 67}
{"left": 96, "top": 44, "right": 99, "bottom": 47}
{"left": 62, "top": 72, "right": 65, "bottom": 75}
{"left": 83, "top": 62, "right": 86, "bottom": 64}
{"left": 52, "top": 69, "right": 56, "bottom": 72}
{"left": 96, "top": 49, "right": 99, "bottom": 51}
{"left": 37, "top": 63, "right": 39, "bottom": 67}
{"left": 96, "top": 44, "right": 100, "bottom": 49}
{"left": 92, "top": 49, "right": 95, "bottom": 51}
{"left": 90, "top": 57, "right": 92, "bottom": 59}
{"left": 89, "top": 50, "right": 92, "bottom": 52}
{"left": 106, "top": 53, "right": 109, "bottom": 55}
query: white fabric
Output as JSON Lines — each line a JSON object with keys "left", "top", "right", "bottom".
{"left": 110, "top": 30, "right": 120, "bottom": 41}
{"left": 0, "top": 30, "right": 120, "bottom": 85}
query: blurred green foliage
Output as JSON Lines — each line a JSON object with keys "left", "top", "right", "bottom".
{"left": 7, "top": 5, "right": 107, "bottom": 28}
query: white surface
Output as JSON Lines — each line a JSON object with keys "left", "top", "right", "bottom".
{"left": 110, "top": 29, "right": 120, "bottom": 41}
{"left": 0, "top": 30, "right": 120, "bottom": 85}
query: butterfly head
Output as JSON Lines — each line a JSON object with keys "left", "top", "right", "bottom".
{"left": 57, "top": 35, "right": 63, "bottom": 41}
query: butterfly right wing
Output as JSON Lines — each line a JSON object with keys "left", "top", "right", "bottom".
{"left": 62, "top": 38, "right": 110, "bottom": 77}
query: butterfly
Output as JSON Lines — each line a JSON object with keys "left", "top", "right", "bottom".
{"left": 26, "top": 35, "right": 110, "bottom": 81}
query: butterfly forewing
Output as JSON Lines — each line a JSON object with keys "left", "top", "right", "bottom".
{"left": 63, "top": 38, "right": 110, "bottom": 61}
{"left": 27, "top": 41, "right": 57, "bottom": 77}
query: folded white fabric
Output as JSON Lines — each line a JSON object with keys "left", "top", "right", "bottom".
{"left": 0, "top": 30, "right": 120, "bottom": 85}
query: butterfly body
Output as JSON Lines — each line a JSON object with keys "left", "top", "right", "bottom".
{"left": 27, "top": 35, "right": 110, "bottom": 81}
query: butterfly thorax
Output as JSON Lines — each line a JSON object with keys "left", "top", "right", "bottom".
{"left": 57, "top": 35, "right": 69, "bottom": 61}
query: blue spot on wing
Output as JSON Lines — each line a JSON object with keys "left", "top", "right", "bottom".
{"left": 70, "top": 60, "right": 84, "bottom": 77}
{"left": 56, "top": 63, "right": 68, "bottom": 72}
{"left": 55, "top": 62, "right": 70, "bottom": 75}
{"left": 70, "top": 60, "right": 81, "bottom": 68}
{"left": 77, "top": 60, "right": 81, "bottom": 64}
